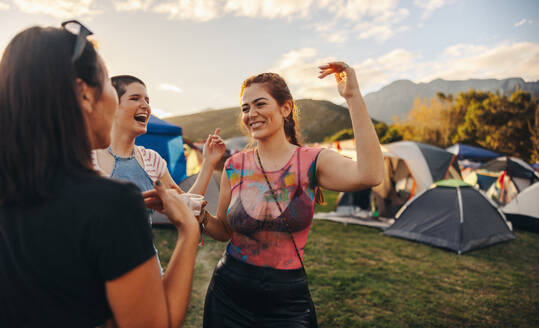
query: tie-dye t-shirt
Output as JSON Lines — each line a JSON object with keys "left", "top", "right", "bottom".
{"left": 225, "top": 146, "right": 323, "bottom": 269}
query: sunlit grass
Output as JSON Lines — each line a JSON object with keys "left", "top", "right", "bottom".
{"left": 153, "top": 189, "right": 539, "bottom": 327}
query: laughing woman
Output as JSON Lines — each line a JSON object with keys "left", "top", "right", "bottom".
{"left": 194, "top": 62, "right": 384, "bottom": 327}
{"left": 93, "top": 75, "right": 225, "bottom": 202}
{"left": 92, "top": 75, "right": 225, "bottom": 273}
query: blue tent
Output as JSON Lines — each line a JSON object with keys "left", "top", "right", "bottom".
{"left": 446, "top": 144, "right": 500, "bottom": 162}
{"left": 135, "top": 115, "right": 187, "bottom": 182}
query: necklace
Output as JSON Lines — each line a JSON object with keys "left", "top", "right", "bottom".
{"left": 107, "top": 146, "right": 135, "bottom": 160}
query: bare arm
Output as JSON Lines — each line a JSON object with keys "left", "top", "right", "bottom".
{"left": 200, "top": 169, "right": 233, "bottom": 242}
{"left": 106, "top": 181, "right": 200, "bottom": 328}
{"left": 316, "top": 62, "right": 384, "bottom": 191}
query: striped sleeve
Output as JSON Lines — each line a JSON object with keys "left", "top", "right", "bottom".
{"left": 137, "top": 146, "right": 167, "bottom": 181}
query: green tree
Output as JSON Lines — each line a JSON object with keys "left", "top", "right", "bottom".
{"left": 323, "top": 128, "right": 354, "bottom": 143}
{"left": 453, "top": 89, "right": 537, "bottom": 161}
{"left": 380, "top": 125, "right": 403, "bottom": 144}
{"left": 374, "top": 122, "right": 388, "bottom": 140}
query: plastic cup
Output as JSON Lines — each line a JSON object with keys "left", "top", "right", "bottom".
{"left": 178, "top": 193, "right": 204, "bottom": 216}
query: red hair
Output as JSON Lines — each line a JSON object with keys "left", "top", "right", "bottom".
{"left": 240, "top": 73, "right": 302, "bottom": 147}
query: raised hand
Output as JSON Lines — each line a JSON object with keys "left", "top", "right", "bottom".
{"left": 318, "top": 61, "right": 361, "bottom": 100}
{"left": 203, "top": 128, "right": 226, "bottom": 167}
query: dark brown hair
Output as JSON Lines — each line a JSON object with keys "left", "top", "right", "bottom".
{"left": 0, "top": 26, "right": 103, "bottom": 206}
{"left": 239, "top": 73, "right": 325, "bottom": 204}
{"left": 111, "top": 75, "right": 146, "bottom": 100}
{"left": 240, "top": 72, "right": 302, "bottom": 147}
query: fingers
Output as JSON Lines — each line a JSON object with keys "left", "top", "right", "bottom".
{"left": 214, "top": 128, "right": 220, "bottom": 135}
{"left": 144, "top": 197, "right": 164, "bottom": 212}
{"left": 153, "top": 180, "right": 197, "bottom": 228}
{"left": 318, "top": 61, "right": 350, "bottom": 79}
{"left": 318, "top": 69, "right": 333, "bottom": 79}
{"left": 206, "top": 134, "right": 225, "bottom": 149}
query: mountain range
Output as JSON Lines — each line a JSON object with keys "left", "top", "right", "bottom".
{"left": 364, "top": 77, "right": 539, "bottom": 123}
{"left": 165, "top": 77, "right": 539, "bottom": 142}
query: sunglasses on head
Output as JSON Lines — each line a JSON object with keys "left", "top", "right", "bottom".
{"left": 61, "top": 20, "right": 94, "bottom": 62}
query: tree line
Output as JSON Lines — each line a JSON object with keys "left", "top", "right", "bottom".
{"left": 326, "top": 89, "right": 538, "bottom": 163}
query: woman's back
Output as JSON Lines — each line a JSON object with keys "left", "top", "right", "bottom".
{"left": 0, "top": 172, "right": 155, "bottom": 327}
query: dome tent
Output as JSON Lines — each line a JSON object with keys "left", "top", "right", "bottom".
{"left": 384, "top": 180, "right": 516, "bottom": 254}
{"left": 446, "top": 143, "right": 500, "bottom": 162}
{"left": 484, "top": 156, "right": 539, "bottom": 199}
{"left": 503, "top": 182, "right": 539, "bottom": 233}
{"left": 369, "top": 141, "right": 461, "bottom": 218}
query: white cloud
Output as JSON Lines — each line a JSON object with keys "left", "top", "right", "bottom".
{"left": 414, "top": 0, "right": 447, "bottom": 19}
{"left": 158, "top": 83, "right": 183, "bottom": 94}
{"left": 225, "top": 0, "right": 314, "bottom": 19}
{"left": 268, "top": 42, "right": 539, "bottom": 104}
{"left": 13, "top": 0, "right": 99, "bottom": 19}
{"left": 151, "top": 0, "right": 315, "bottom": 21}
{"left": 324, "top": 30, "right": 349, "bottom": 44}
{"left": 114, "top": 0, "right": 409, "bottom": 43}
{"left": 0, "top": 1, "right": 10, "bottom": 10}
{"left": 151, "top": 107, "right": 176, "bottom": 118}
{"left": 420, "top": 42, "right": 539, "bottom": 82}
{"left": 268, "top": 47, "right": 420, "bottom": 103}
{"left": 153, "top": 0, "right": 221, "bottom": 21}
{"left": 514, "top": 18, "right": 533, "bottom": 27}
{"left": 323, "top": 0, "right": 399, "bottom": 21}
{"left": 114, "top": 0, "right": 154, "bottom": 11}
{"left": 442, "top": 44, "right": 488, "bottom": 57}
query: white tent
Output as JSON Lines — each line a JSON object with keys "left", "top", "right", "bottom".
{"left": 370, "top": 141, "right": 461, "bottom": 217}
{"left": 503, "top": 182, "right": 539, "bottom": 233}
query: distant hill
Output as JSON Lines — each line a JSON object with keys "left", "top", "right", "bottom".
{"left": 165, "top": 99, "right": 365, "bottom": 143}
{"left": 165, "top": 77, "right": 539, "bottom": 141}
{"left": 364, "top": 77, "right": 539, "bottom": 123}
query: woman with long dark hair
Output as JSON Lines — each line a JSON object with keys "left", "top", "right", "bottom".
{"left": 146, "top": 62, "right": 384, "bottom": 327}
{"left": 0, "top": 22, "right": 199, "bottom": 328}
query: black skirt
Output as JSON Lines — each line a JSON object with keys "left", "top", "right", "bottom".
{"left": 203, "top": 253, "right": 315, "bottom": 328}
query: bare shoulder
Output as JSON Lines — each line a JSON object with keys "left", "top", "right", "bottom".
{"left": 95, "top": 148, "right": 114, "bottom": 176}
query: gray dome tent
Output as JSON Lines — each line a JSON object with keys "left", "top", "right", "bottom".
{"left": 384, "top": 180, "right": 516, "bottom": 254}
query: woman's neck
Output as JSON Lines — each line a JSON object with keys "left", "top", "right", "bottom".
{"left": 109, "top": 128, "right": 137, "bottom": 157}
{"left": 256, "top": 130, "right": 297, "bottom": 169}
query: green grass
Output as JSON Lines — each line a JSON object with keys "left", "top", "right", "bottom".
{"left": 152, "top": 190, "right": 539, "bottom": 327}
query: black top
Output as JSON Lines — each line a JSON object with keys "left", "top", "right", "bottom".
{"left": 0, "top": 172, "right": 156, "bottom": 327}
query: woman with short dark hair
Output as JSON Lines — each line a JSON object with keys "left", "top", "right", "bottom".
{"left": 0, "top": 22, "right": 199, "bottom": 328}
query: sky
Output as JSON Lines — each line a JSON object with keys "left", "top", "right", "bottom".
{"left": 1, "top": 0, "right": 538, "bottom": 118}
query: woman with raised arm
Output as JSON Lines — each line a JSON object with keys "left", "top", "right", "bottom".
{"left": 195, "top": 62, "right": 384, "bottom": 327}
{"left": 0, "top": 22, "right": 200, "bottom": 328}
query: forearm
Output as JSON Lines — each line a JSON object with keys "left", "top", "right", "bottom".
{"left": 347, "top": 94, "right": 384, "bottom": 185}
{"left": 162, "top": 225, "right": 200, "bottom": 327}
{"left": 188, "top": 160, "right": 216, "bottom": 195}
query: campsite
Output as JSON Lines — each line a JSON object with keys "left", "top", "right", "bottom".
{"left": 136, "top": 78, "right": 539, "bottom": 327}
{"left": 139, "top": 111, "right": 539, "bottom": 327}
{"left": 2, "top": 3, "right": 538, "bottom": 327}
{"left": 152, "top": 193, "right": 539, "bottom": 327}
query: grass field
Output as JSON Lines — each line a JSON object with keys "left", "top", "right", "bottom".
{"left": 152, "top": 190, "right": 539, "bottom": 327}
